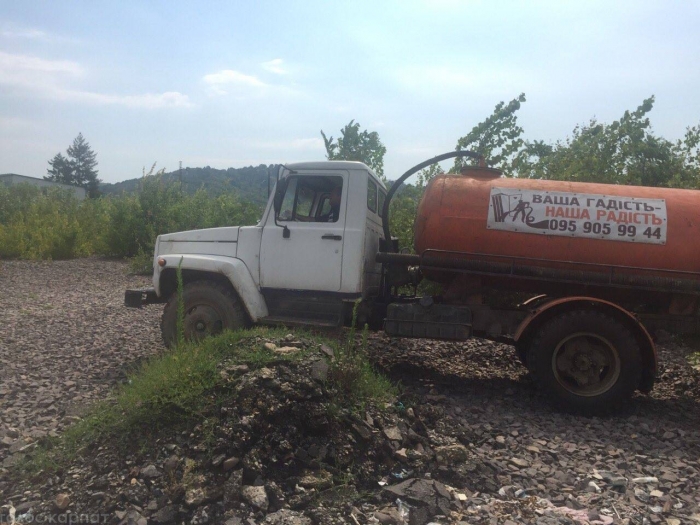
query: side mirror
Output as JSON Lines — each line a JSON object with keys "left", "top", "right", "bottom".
{"left": 273, "top": 177, "right": 288, "bottom": 216}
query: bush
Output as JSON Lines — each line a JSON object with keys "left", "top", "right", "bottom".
{"left": 0, "top": 175, "right": 262, "bottom": 261}
{"left": 0, "top": 186, "right": 87, "bottom": 259}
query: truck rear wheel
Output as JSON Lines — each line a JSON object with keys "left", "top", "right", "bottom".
{"left": 527, "top": 310, "right": 641, "bottom": 414}
{"left": 161, "top": 280, "right": 249, "bottom": 347}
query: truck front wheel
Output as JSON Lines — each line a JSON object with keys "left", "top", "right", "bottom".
{"left": 527, "top": 310, "right": 642, "bottom": 414}
{"left": 161, "top": 280, "right": 249, "bottom": 347}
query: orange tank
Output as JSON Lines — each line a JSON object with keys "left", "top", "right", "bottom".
{"left": 414, "top": 167, "right": 700, "bottom": 290}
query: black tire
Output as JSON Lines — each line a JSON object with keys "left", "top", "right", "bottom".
{"left": 526, "top": 309, "right": 642, "bottom": 415}
{"left": 515, "top": 342, "right": 529, "bottom": 369}
{"left": 161, "top": 280, "right": 249, "bottom": 347}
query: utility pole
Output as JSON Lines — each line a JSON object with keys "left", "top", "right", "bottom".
{"left": 179, "top": 161, "right": 183, "bottom": 192}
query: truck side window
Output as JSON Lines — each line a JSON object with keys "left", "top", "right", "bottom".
{"left": 367, "top": 178, "right": 377, "bottom": 213}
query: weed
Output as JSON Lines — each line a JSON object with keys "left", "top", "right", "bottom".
{"left": 128, "top": 248, "right": 153, "bottom": 275}
{"left": 175, "top": 257, "right": 185, "bottom": 346}
{"left": 689, "top": 352, "right": 700, "bottom": 367}
{"left": 329, "top": 300, "right": 397, "bottom": 409}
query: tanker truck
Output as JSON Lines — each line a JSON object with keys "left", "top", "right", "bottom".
{"left": 125, "top": 151, "right": 700, "bottom": 414}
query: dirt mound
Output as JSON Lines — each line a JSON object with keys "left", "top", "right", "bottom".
{"left": 3, "top": 343, "right": 490, "bottom": 524}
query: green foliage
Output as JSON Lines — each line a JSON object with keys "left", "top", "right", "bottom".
{"left": 321, "top": 120, "right": 387, "bottom": 178}
{"left": 46, "top": 153, "right": 71, "bottom": 182}
{"left": 128, "top": 248, "right": 154, "bottom": 275}
{"left": 100, "top": 165, "right": 272, "bottom": 206}
{"left": 455, "top": 93, "right": 527, "bottom": 172}
{"left": 0, "top": 185, "right": 101, "bottom": 259}
{"left": 458, "top": 94, "right": 700, "bottom": 189}
{"left": 416, "top": 163, "right": 445, "bottom": 189}
{"left": 330, "top": 301, "right": 397, "bottom": 408}
{"left": 0, "top": 168, "right": 262, "bottom": 261}
{"left": 45, "top": 133, "right": 102, "bottom": 198}
{"left": 515, "top": 97, "right": 700, "bottom": 188}
{"left": 105, "top": 168, "right": 261, "bottom": 258}
{"left": 388, "top": 186, "right": 421, "bottom": 252}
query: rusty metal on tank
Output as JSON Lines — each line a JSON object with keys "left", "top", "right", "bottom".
{"left": 412, "top": 165, "right": 700, "bottom": 299}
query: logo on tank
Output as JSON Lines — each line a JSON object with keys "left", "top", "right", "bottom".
{"left": 487, "top": 187, "right": 667, "bottom": 245}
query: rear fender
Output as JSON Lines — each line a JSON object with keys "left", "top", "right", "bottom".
{"left": 514, "top": 296, "right": 657, "bottom": 393}
{"left": 156, "top": 255, "right": 268, "bottom": 322}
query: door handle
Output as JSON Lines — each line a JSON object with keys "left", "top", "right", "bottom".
{"left": 322, "top": 234, "right": 342, "bottom": 241}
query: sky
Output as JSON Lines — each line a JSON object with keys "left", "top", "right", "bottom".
{"left": 1, "top": 0, "right": 699, "bottom": 184}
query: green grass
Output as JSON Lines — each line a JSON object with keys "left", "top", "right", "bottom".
{"left": 16, "top": 326, "right": 395, "bottom": 480}
{"left": 671, "top": 334, "right": 700, "bottom": 369}
{"left": 329, "top": 304, "right": 398, "bottom": 409}
{"left": 689, "top": 352, "right": 700, "bottom": 367}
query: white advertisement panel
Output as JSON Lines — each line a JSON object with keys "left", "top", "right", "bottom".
{"left": 487, "top": 187, "right": 667, "bottom": 245}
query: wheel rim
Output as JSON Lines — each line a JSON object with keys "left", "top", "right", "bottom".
{"left": 183, "top": 303, "right": 224, "bottom": 340}
{"left": 551, "top": 332, "right": 621, "bottom": 397}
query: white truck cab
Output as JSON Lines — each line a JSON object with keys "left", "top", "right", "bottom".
{"left": 126, "top": 161, "right": 387, "bottom": 344}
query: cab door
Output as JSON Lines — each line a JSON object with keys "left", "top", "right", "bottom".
{"left": 260, "top": 172, "right": 347, "bottom": 292}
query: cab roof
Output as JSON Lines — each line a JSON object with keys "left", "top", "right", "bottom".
{"left": 285, "top": 160, "right": 385, "bottom": 190}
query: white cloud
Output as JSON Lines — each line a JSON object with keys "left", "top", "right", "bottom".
{"left": 0, "top": 25, "right": 80, "bottom": 43}
{"left": 0, "top": 51, "right": 191, "bottom": 109}
{"left": 202, "top": 69, "right": 267, "bottom": 96}
{"left": 0, "top": 51, "right": 82, "bottom": 81}
{"left": 201, "top": 67, "right": 301, "bottom": 99}
{"left": 58, "top": 90, "right": 192, "bottom": 109}
{"left": 261, "top": 58, "right": 287, "bottom": 75}
{"left": 1, "top": 28, "right": 49, "bottom": 40}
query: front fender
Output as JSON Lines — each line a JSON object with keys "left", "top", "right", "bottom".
{"left": 155, "top": 254, "right": 268, "bottom": 322}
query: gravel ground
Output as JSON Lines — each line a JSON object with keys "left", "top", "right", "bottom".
{"left": 1, "top": 258, "right": 699, "bottom": 523}
{"left": 0, "top": 258, "right": 162, "bottom": 470}
{"left": 368, "top": 336, "right": 700, "bottom": 523}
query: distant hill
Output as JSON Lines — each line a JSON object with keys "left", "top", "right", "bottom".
{"left": 100, "top": 165, "right": 274, "bottom": 206}
{"left": 99, "top": 164, "right": 417, "bottom": 208}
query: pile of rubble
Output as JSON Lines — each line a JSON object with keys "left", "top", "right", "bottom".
{"left": 0, "top": 337, "right": 488, "bottom": 524}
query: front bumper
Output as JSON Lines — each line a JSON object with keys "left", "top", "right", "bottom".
{"left": 124, "top": 287, "right": 166, "bottom": 308}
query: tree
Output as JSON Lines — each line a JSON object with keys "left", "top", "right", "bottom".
{"left": 515, "top": 96, "right": 700, "bottom": 188}
{"left": 46, "top": 153, "right": 72, "bottom": 184}
{"left": 454, "top": 93, "right": 526, "bottom": 173}
{"left": 445, "top": 93, "right": 700, "bottom": 189}
{"left": 45, "top": 133, "right": 101, "bottom": 197}
{"left": 321, "top": 120, "right": 387, "bottom": 178}
{"left": 67, "top": 133, "right": 100, "bottom": 197}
